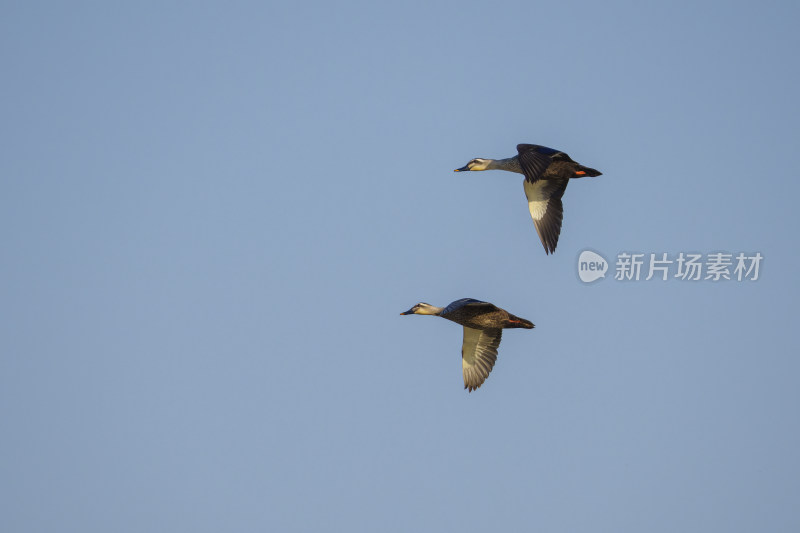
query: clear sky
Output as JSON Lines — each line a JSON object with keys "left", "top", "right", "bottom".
{"left": 2, "top": 1, "right": 799, "bottom": 531}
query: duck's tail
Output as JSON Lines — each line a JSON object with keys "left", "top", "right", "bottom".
{"left": 573, "top": 165, "right": 602, "bottom": 178}
{"left": 505, "top": 315, "right": 535, "bottom": 329}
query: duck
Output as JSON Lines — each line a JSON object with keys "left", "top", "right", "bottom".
{"left": 401, "top": 298, "right": 534, "bottom": 392}
{"left": 455, "top": 144, "right": 602, "bottom": 254}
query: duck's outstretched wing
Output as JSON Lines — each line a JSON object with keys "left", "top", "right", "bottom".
{"left": 461, "top": 327, "right": 502, "bottom": 392}
{"left": 442, "top": 298, "right": 496, "bottom": 316}
{"left": 524, "top": 178, "right": 569, "bottom": 255}
{"left": 517, "top": 144, "right": 565, "bottom": 184}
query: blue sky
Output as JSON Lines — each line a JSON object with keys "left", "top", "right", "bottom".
{"left": 2, "top": 1, "right": 799, "bottom": 531}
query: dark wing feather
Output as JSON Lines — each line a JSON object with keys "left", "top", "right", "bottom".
{"left": 523, "top": 179, "right": 569, "bottom": 254}
{"left": 442, "top": 298, "right": 495, "bottom": 316}
{"left": 549, "top": 151, "right": 575, "bottom": 163}
{"left": 461, "top": 327, "right": 502, "bottom": 392}
{"left": 518, "top": 144, "right": 560, "bottom": 157}
{"left": 516, "top": 144, "right": 554, "bottom": 184}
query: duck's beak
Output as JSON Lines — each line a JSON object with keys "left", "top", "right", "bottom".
{"left": 454, "top": 164, "right": 470, "bottom": 172}
{"left": 400, "top": 308, "right": 415, "bottom": 315}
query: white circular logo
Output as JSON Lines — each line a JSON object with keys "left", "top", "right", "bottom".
{"left": 578, "top": 250, "right": 608, "bottom": 283}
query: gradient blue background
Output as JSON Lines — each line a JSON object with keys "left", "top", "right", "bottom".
{"left": 2, "top": 1, "right": 799, "bottom": 531}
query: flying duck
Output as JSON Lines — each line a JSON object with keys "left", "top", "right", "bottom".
{"left": 401, "top": 298, "right": 534, "bottom": 392}
{"left": 455, "top": 144, "right": 602, "bottom": 254}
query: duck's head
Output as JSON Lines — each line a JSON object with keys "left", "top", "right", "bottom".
{"left": 400, "top": 302, "right": 440, "bottom": 316}
{"left": 454, "top": 158, "right": 491, "bottom": 172}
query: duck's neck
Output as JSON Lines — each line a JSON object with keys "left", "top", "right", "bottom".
{"left": 486, "top": 156, "right": 523, "bottom": 174}
{"left": 419, "top": 305, "right": 444, "bottom": 316}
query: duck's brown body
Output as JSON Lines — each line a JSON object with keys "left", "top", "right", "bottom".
{"left": 492, "top": 155, "right": 600, "bottom": 182}
{"left": 543, "top": 159, "right": 601, "bottom": 180}
{"left": 442, "top": 302, "right": 534, "bottom": 330}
